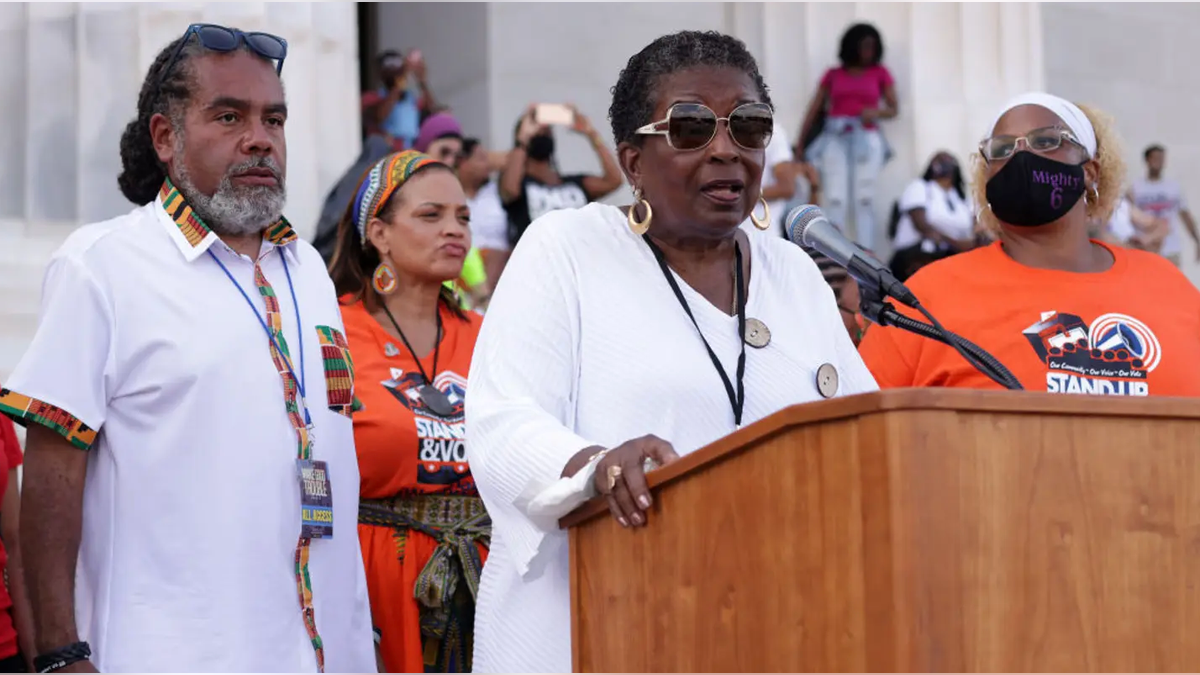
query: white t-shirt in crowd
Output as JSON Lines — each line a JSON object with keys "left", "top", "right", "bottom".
{"left": 740, "top": 122, "right": 795, "bottom": 235}
{"left": 466, "top": 202, "right": 879, "bottom": 673}
{"left": 760, "top": 122, "right": 795, "bottom": 229}
{"left": 891, "top": 178, "right": 975, "bottom": 250}
{"left": 1130, "top": 177, "right": 1188, "bottom": 256}
{"left": 1107, "top": 197, "right": 1137, "bottom": 242}
{"left": 468, "top": 180, "right": 509, "bottom": 252}
{"left": 0, "top": 195, "right": 375, "bottom": 672}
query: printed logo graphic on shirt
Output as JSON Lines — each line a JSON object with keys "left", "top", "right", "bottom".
{"left": 1023, "top": 311, "right": 1162, "bottom": 396}
{"left": 381, "top": 369, "right": 472, "bottom": 488}
{"left": 527, "top": 182, "right": 588, "bottom": 222}
{"left": 1135, "top": 191, "right": 1181, "bottom": 218}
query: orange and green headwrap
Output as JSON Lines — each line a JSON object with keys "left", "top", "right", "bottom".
{"left": 352, "top": 150, "right": 442, "bottom": 241}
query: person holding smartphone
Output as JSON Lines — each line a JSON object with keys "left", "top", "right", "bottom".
{"left": 500, "top": 103, "right": 624, "bottom": 248}
{"left": 363, "top": 49, "right": 437, "bottom": 149}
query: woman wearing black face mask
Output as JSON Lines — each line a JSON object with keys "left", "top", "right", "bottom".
{"left": 887, "top": 151, "right": 976, "bottom": 280}
{"left": 859, "top": 92, "right": 1200, "bottom": 397}
{"left": 499, "top": 104, "right": 624, "bottom": 248}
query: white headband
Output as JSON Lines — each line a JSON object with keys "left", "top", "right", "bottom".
{"left": 988, "top": 92, "right": 1097, "bottom": 158}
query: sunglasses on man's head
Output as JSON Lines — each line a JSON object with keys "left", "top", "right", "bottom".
{"left": 635, "top": 102, "right": 773, "bottom": 151}
{"left": 158, "top": 23, "right": 288, "bottom": 88}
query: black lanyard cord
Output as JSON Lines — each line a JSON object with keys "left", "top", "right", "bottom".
{"left": 381, "top": 303, "right": 442, "bottom": 384}
{"left": 643, "top": 234, "right": 746, "bottom": 427}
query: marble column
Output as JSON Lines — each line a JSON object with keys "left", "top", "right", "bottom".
{"left": 0, "top": 2, "right": 361, "bottom": 382}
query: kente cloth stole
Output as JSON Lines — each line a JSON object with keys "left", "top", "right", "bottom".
{"left": 158, "top": 180, "right": 325, "bottom": 671}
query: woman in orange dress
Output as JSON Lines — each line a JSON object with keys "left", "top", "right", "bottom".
{"left": 328, "top": 150, "right": 488, "bottom": 672}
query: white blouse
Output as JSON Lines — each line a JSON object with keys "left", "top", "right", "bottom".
{"left": 892, "top": 179, "right": 975, "bottom": 250}
{"left": 465, "top": 203, "right": 878, "bottom": 672}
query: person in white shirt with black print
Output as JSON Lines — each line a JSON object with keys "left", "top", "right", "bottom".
{"left": 499, "top": 104, "right": 625, "bottom": 249}
{"left": 466, "top": 30, "right": 878, "bottom": 673}
{"left": 2, "top": 24, "right": 374, "bottom": 674}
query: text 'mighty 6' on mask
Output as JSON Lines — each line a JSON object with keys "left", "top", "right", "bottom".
{"left": 986, "top": 152, "right": 1086, "bottom": 228}
{"left": 982, "top": 92, "right": 1098, "bottom": 229}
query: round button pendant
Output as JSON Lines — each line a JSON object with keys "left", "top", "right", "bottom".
{"left": 816, "top": 363, "right": 839, "bottom": 398}
{"left": 744, "top": 317, "right": 772, "bottom": 348}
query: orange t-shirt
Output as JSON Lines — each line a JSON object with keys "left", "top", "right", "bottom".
{"left": 858, "top": 241, "right": 1200, "bottom": 397}
{"left": 340, "top": 298, "right": 483, "bottom": 497}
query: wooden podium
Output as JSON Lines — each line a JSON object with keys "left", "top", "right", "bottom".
{"left": 561, "top": 389, "right": 1200, "bottom": 672}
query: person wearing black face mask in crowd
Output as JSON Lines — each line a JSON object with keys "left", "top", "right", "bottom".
{"left": 499, "top": 104, "right": 624, "bottom": 248}
{"left": 886, "top": 151, "right": 976, "bottom": 281}
{"left": 858, "top": 92, "right": 1200, "bottom": 397}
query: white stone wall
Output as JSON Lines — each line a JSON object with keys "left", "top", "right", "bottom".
{"left": 1042, "top": 1, "right": 1200, "bottom": 285}
{"left": 0, "top": 2, "right": 361, "bottom": 382}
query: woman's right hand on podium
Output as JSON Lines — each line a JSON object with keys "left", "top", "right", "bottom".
{"left": 593, "top": 435, "right": 680, "bottom": 529}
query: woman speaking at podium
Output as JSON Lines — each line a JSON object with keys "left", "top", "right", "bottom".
{"left": 465, "top": 31, "right": 878, "bottom": 672}
{"left": 858, "top": 93, "right": 1200, "bottom": 396}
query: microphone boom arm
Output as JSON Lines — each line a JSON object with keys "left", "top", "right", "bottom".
{"left": 857, "top": 284, "right": 1025, "bottom": 391}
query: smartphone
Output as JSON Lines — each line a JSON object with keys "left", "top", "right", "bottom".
{"left": 406, "top": 49, "right": 423, "bottom": 65}
{"left": 535, "top": 103, "right": 575, "bottom": 127}
{"left": 381, "top": 54, "right": 405, "bottom": 71}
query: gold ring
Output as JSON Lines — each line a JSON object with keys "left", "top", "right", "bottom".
{"left": 606, "top": 464, "right": 623, "bottom": 492}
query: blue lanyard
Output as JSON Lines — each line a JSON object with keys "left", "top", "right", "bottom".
{"left": 208, "top": 248, "right": 311, "bottom": 426}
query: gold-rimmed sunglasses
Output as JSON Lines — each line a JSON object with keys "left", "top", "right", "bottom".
{"left": 635, "top": 102, "right": 774, "bottom": 151}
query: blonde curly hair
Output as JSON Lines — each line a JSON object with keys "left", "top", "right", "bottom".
{"left": 970, "top": 102, "right": 1126, "bottom": 235}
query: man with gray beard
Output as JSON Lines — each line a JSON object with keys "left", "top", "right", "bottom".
{"left": 2, "top": 24, "right": 375, "bottom": 673}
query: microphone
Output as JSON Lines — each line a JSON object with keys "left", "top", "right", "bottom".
{"left": 785, "top": 204, "right": 918, "bottom": 308}
{"left": 784, "top": 204, "right": 1025, "bottom": 391}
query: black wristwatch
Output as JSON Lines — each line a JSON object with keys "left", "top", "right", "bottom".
{"left": 33, "top": 642, "right": 91, "bottom": 674}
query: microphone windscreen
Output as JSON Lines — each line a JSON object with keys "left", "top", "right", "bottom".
{"left": 804, "top": 246, "right": 850, "bottom": 285}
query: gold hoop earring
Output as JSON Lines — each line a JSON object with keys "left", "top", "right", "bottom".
{"left": 372, "top": 260, "right": 398, "bottom": 295}
{"left": 749, "top": 196, "right": 771, "bottom": 231}
{"left": 628, "top": 189, "right": 652, "bottom": 236}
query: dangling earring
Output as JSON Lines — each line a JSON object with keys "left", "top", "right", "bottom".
{"left": 628, "top": 188, "right": 653, "bottom": 236}
{"left": 749, "top": 196, "right": 771, "bottom": 230}
{"left": 372, "top": 260, "right": 398, "bottom": 295}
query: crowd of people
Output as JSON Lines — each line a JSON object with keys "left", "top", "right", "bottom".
{"left": 323, "top": 22, "right": 1199, "bottom": 312}
{"left": 1, "top": 17, "right": 1200, "bottom": 675}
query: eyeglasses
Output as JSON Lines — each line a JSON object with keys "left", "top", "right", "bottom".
{"left": 635, "top": 102, "right": 773, "bottom": 151}
{"left": 979, "top": 126, "right": 1087, "bottom": 162}
{"left": 158, "top": 24, "right": 289, "bottom": 89}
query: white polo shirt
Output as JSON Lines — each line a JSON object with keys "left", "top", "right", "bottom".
{"left": 0, "top": 183, "right": 376, "bottom": 673}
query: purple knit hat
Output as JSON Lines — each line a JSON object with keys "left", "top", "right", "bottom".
{"left": 413, "top": 112, "right": 463, "bottom": 153}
